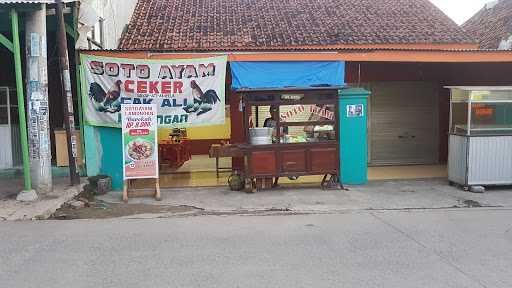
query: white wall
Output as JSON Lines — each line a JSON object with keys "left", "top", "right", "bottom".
{"left": 77, "top": 0, "right": 138, "bottom": 49}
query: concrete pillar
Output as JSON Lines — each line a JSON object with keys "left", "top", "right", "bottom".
{"left": 25, "top": 4, "right": 52, "bottom": 193}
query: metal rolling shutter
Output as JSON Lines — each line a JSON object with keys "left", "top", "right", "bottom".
{"left": 364, "top": 82, "right": 439, "bottom": 165}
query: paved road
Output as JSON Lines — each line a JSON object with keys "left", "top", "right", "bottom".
{"left": 1, "top": 209, "right": 512, "bottom": 288}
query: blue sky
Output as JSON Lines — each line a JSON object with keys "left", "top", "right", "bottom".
{"left": 430, "top": 0, "right": 492, "bottom": 24}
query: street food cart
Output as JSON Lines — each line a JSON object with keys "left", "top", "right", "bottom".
{"left": 238, "top": 87, "right": 342, "bottom": 192}
{"left": 447, "top": 86, "right": 512, "bottom": 191}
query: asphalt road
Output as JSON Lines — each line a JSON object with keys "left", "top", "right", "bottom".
{"left": 1, "top": 209, "right": 512, "bottom": 288}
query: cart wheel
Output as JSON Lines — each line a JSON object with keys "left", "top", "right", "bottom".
{"left": 469, "top": 186, "right": 485, "bottom": 193}
{"left": 228, "top": 173, "right": 245, "bottom": 191}
{"left": 322, "top": 174, "right": 340, "bottom": 190}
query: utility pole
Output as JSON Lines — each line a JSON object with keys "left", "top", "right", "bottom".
{"left": 25, "top": 3, "right": 52, "bottom": 193}
{"left": 56, "top": 0, "right": 80, "bottom": 185}
{"left": 11, "top": 8, "right": 37, "bottom": 202}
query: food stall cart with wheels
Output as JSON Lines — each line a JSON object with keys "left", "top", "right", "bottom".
{"left": 447, "top": 86, "right": 512, "bottom": 192}
{"left": 238, "top": 87, "right": 342, "bottom": 192}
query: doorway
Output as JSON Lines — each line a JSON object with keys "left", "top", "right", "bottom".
{"left": 0, "top": 87, "right": 22, "bottom": 169}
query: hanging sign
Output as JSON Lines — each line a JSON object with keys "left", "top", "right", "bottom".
{"left": 122, "top": 104, "right": 158, "bottom": 180}
{"left": 80, "top": 53, "right": 227, "bottom": 128}
{"left": 280, "top": 105, "right": 335, "bottom": 122}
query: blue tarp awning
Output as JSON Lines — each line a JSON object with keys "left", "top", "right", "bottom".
{"left": 230, "top": 61, "right": 345, "bottom": 91}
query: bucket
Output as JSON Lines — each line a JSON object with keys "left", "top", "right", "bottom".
{"left": 249, "top": 128, "right": 272, "bottom": 145}
{"left": 249, "top": 127, "right": 272, "bottom": 137}
{"left": 250, "top": 136, "right": 272, "bottom": 145}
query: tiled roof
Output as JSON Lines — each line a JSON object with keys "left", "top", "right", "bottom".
{"left": 0, "top": 0, "right": 76, "bottom": 3}
{"left": 119, "top": 0, "right": 475, "bottom": 51}
{"left": 462, "top": 0, "right": 512, "bottom": 49}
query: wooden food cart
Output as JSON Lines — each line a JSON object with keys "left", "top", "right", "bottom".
{"left": 239, "top": 87, "right": 342, "bottom": 192}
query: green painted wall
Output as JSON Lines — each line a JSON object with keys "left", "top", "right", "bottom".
{"left": 339, "top": 88, "right": 370, "bottom": 185}
{"left": 84, "top": 124, "right": 123, "bottom": 190}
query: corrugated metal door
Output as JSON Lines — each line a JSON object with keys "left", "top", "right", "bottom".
{"left": 365, "top": 82, "right": 439, "bottom": 165}
{"left": 10, "top": 125, "right": 22, "bottom": 167}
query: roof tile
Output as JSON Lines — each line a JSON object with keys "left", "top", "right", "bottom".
{"left": 463, "top": 0, "right": 512, "bottom": 49}
{"left": 119, "top": 0, "right": 475, "bottom": 50}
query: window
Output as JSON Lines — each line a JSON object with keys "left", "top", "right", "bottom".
{"left": 470, "top": 103, "right": 512, "bottom": 135}
{"left": 450, "top": 88, "right": 512, "bottom": 135}
{"left": 249, "top": 104, "right": 336, "bottom": 144}
{"left": 87, "top": 18, "right": 104, "bottom": 49}
{"left": 245, "top": 90, "right": 338, "bottom": 144}
{"left": 279, "top": 104, "right": 336, "bottom": 143}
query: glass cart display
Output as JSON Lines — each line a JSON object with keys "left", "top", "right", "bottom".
{"left": 447, "top": 86, "right": 512, "bottom": 191}
{"left": 238, "top": 87, "right": 341, "bottom": 192}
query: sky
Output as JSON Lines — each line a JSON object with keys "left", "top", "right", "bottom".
{"left": 430, "top": 0, "right": 493, "bottom": 24}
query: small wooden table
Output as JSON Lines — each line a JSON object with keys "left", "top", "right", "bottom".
{"left": 159, "top": 140, "right": 192, "bottom": 170}
{"left": 209, "top": 144, "right": 242, "bottom": 177}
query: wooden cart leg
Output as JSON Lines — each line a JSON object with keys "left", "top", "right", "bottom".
{"left": 321, "top": 174, "right": 328, "bottom": 190}
{"left": 252, "top": 178, "right": 257, "bottom": 193}
{"left": 328, "top": 175, "right": 337, "bottom": 189}
{"left": 273, "top": 177, "right": 279, "bottom": 188}
{"left": 245, "top": 177, "right": 257, "bottom": 193}
{"left": 216, "top": 156, "right": 220, "bottom": 178}
{"left": 244, "top": 178, "right": 251, "bottom": 193}
{"left": 122, "top": 180, "right": 129, "bottom": 203}
{"left": 155, "top": 179, "right": 162, "bottom": 201}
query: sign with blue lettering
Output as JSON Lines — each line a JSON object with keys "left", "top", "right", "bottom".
{"left": 80, "top": 53, "right": 227, "bottom": 127}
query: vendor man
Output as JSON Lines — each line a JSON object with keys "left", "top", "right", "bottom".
{"left": 263, "top": 105, "right": 297, "bottom": 185}
{"left": 263, "top": 105, "right": 287, "bottom": 143}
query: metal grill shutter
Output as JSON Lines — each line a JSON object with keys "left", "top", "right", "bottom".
{"left": 364, "top": 82, "right": 439, "bottom": 165}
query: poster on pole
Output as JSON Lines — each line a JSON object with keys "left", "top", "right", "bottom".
{"left": 122, "top": 104, "right": 158, "bottom": 180}
{"left": 80, "top": 53, "right": 227, "bottom": 128}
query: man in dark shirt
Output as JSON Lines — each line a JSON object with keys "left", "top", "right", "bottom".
{"left": 263, "top": 106, "right": 297, "bottom": 186}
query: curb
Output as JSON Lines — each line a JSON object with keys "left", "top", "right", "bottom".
{"left": 5, "top": 184, "right": 84, "bottom": 220}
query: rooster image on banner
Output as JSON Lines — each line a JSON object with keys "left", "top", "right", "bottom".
{"left": 88, "top": 80, "right": 122, "bottom": 113}
{"left": 183, "top": 80, "right": 221, "bottom": 116}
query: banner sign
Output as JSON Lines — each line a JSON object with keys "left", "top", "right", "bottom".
{"left": 122, "top": 104, "right": 158, "bottom": 179}
{"left": 80, "top": 54, "right": 227, "bottom": 127}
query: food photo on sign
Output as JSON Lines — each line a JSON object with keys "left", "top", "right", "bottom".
{"left": 121, "top": 104, "right": 159, "bottom": 180}
{"left": 80, "top": 54, "right": 227, "bottom": 128}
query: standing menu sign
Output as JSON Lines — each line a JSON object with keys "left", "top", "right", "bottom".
{"left": 121, "top": 104, "right": 158, "bottom": 180}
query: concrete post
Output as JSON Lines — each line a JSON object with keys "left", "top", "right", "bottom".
{"left": 11, "top": 8, "right": 36, "bottom": 202}
{"left": 25, "top": 4, "right": 52, "bottom": 193}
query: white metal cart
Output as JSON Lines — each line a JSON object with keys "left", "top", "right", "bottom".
{"left": 447, "top": 86, "right": 512, "bottom": 191}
